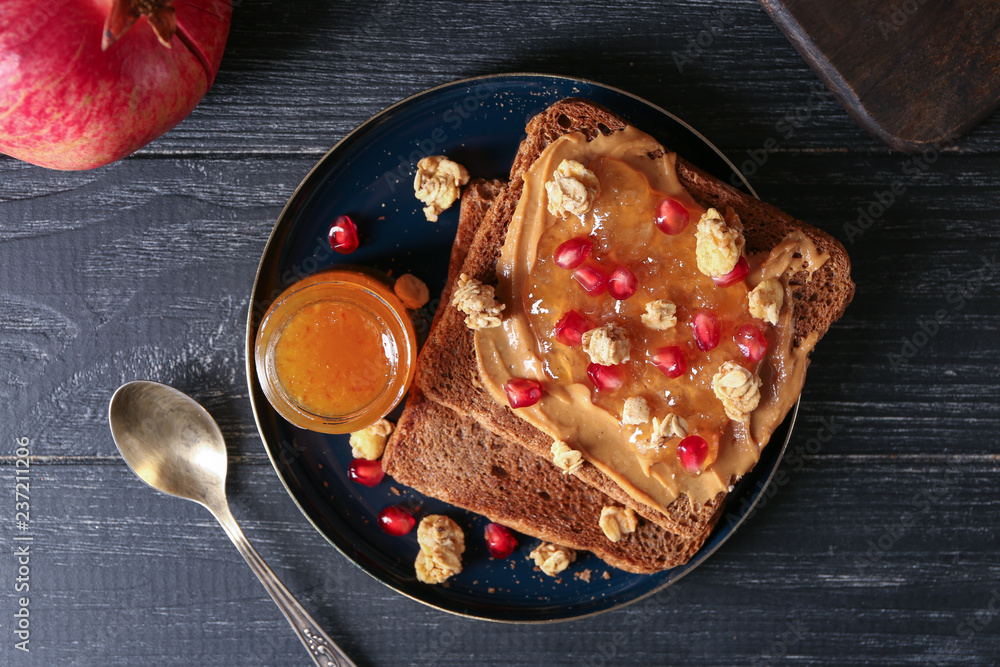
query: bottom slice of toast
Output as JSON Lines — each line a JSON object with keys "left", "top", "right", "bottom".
{"left": 384, "top": 389, "right": 715, "bottom": 574}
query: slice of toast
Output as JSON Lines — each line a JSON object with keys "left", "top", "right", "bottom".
{"left": 413, "top": 99, "right": 854, "bottom": 539}
{"left": 383, "top": 179, "right": 717, "bottom": 573}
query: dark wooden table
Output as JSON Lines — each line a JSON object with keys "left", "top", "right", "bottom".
{"left": 2, "top": 1, "right": 999, "bottom": 665}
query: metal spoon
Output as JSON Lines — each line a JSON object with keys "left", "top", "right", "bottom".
{"left": 108, "top": 380, "right": 356, "bottom": 667}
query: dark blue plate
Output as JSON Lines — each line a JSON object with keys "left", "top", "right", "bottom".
{"left": 245, "top": 74, "right": 797, "bottom": 623}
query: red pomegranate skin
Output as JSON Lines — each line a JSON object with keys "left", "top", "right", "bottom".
{"left": 0, "top": 0, "right": 232, "bottom": 170}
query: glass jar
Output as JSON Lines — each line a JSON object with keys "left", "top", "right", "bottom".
{"left": 254, "top": 269, "right": 417, "bottom": 434}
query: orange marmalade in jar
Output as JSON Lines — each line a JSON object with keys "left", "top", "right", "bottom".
{"left": 254, "top": 269, "right": 416, "bottom": 434}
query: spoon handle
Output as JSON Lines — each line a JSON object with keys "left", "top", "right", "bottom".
{"left": 211, "top": 504, "right": 357, "bottom": 667}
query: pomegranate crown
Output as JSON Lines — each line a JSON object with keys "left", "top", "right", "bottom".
{"left": 102, "top": 0, "right": 177, "bottom": 51}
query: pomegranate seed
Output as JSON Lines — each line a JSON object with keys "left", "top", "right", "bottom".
{"left": 587, "top": 363, "right": 624, "bottom": 392}
{"left": 654, "top": 197, "right": 690, "bottom": 235}
{"left": 554, "top": 310, "right": 591, "bottom": 347}
{"left": 553, "top": 238, "right": 593, "bottom": 269}
{"left": 652, "top": 346, "right": 687, "bottom": 378}
{"left": 328, "top": 215, "right": 359, "bottom": 254}
{"left": 736, "top": 324, "right": 768, "bottom": 362}
{"left": 607, "top": 266, "right": 638, "bottom": 300}
{"left": 504, "top": 378, "right": 543, "bottom": 408}
{"left": 348, "top": 458, "right": 384, "bottom": 487}
{"left": 692, "top": 310, "right": 721, "bottom": 351}
{"left": 677, "top": 435, "right": 709, "bottom": 474}
{"left": 713, "top": 256, "right": 750, "bottom": 287}
{"left": 378, "top": 505, "right": 415, "bottom": 536}
{"left": 573, "top": 263, "right": 608, "bottom": 295}
{"left": 484, "top": 523, "right": 518, "bottom": 559}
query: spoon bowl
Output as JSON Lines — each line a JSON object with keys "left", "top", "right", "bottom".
{"left": 108, "top": 380, "right": 355, "bottom": 667}
{"left": 109, "top": 381, "right": 228, "bottom": 506}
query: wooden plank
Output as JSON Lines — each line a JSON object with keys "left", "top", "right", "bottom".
{"left": 3, "top": 0, "right": 990, "bottom": 162}
{"left": 0, "top": 459, "right": 997, "bottom": 665}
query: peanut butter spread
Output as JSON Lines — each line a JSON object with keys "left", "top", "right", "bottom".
{"left": 474, "top": 126, "right": 828, "bottom": 511}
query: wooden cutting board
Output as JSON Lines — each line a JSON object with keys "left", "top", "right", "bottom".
{"left": 759, "top": 0, "right": 1000, "bottom": 152}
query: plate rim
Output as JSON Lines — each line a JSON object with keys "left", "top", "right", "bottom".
{"left": 244, "top": 72, "right": 798, "bottom": 623}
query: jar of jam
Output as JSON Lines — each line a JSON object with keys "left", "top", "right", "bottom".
{"left": 254, "top": 269, "right": 417, "bottom": 434}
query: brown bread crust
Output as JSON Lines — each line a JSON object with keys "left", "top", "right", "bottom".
{"left": 384, "top": 390, "right": 714, "bottom": 574}
{"left": 410, "top": 99, "right": 853, "bottom": 541}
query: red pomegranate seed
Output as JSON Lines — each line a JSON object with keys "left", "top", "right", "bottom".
{"left": 736, "top": 324, "right": 768, "bottom": 362}
{"left": 504, "top": 378, "right": 543, "bottom": 408}
{"left": 484, "top": 523, "right": 518, "bottom": 559}
{"left": 328, "top": 215, "right": 359, "bottom": 254}
{"left": 572, "top": 263, "right": 608, "bottom": 295}
{"left": 654, "top": 197, "right": 690, "bottom": 235}
{"left": 348, "top": 458, "right": 384, "bottom": 487}
{"left": 378, "top": 505, "right": 415, "bottom": 536}
{"left": 607, "top": 266, "right": 638, "bottom": 300}
{"left": 554, "top": 310, "right": 591, "bottom": 347}
{"left": 713, "top": 256, "right": 750, "bottom": 287}
{"left": 651, "top": 346, "right": 687, "bottom": 378}
{"left": 553, "top": 237, "right": 593, "bottom": 269}
{"left": 692, "top": 310, "right": 721, "bottom": 351}
{"left": 587, "top": 363, "right": 624, "bottom": 392}
{"left": 677, "top": 435, "right": 709, "bottom": 474}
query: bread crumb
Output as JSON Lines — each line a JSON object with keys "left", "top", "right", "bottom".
{"left": 451, "top": 273, "right": 504, "bottom": 330}
{"left": 574, "top": 569, "right": 593, "bottom": 583}
{"left": 414, "top": 156, "right": 469, "bottom": 222}
{"left": 648, "top": 413, "right": 688, "bottom": 449}
{"left": 599, "top": 506, "right": 637, "bottom": 542}
{"left": 581, "top": 323, "right": 630, "bottom": 365}
{"left": 621, "top": 397, "right": 650, "bottom": 426}
{"left": 529, "top": 542, "right": 576, "bottom": 577}
{"left": 748, "top": 278, "right": 784, "bottom": 325}
{"left": 349, "top": 419, "right": 393, "bottom": 460}
{"left": 641, "top": 300, "right": 677, "bottom": 330}
{"left": 394, "top": 273, "right": 430, "bottom": 309}
{"left": 550, "top": 440, "right": 584, "bottom": 474}
{"left": 712, "top": 361, "right": 761, "bottom": 422}
{"left": 695, "top": 207, "right": 744, "bottom": 277}
{"left": 488, "top": 587, "right": 496, "bottom": 594}
{"left": 414, "top": 515, "right": 465, "bottom": 584}
{"left": 390, "top": 487, "right": 401, "bottom": 496}
{"left": 545, "top": 159, "right": 599, "bottom": 218}
{"left": 602, "top": 571, "right": 611, "bottom": 580}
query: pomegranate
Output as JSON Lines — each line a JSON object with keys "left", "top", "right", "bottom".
{"left": 736, "top": 324, "right": 768, "bottom": 362}
{"left": 587, "top": 363, "right": 624, "bottom": 392}
{"left": 553, "top": 310, "right": 591, "bottom": 347}
{"left": 484, "top": 523, "right": 518, "bottom": 559}
{"left": 504, "top": 378, "right": 543, "bottom": 408}
{"left": 378, "top": 505, "right": 416, "bottom": 536}
{"left": 677, "top": 435, "right": 709, "bottom": 474}
{"left": 0, "top": 0, "right": 232, "bottom": 170}
{"left": 348, "top": 458, "right": 384, "bottom": 488}
{"left": 607, "top": 266, "right": 638, "bottom": 300}
{"left": 553, "top": 238, "right": 592, "bottom": 269}
{"left": 328, "top": 215, "right": 360, "bottom": 254}
{"left": 651, "top": 346, "right": 687, "bottom": 379}
{"left": 654, "top": 197, "right": 690, "bottom": 235}
{"left": 692, "top": 310, "right": 721, "bottom": 351}
{"left": 713, "top": 256, "right": 750, "bottom": 287}
{"left": 572, "top": 263, "right": 608, "bottom": 295}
